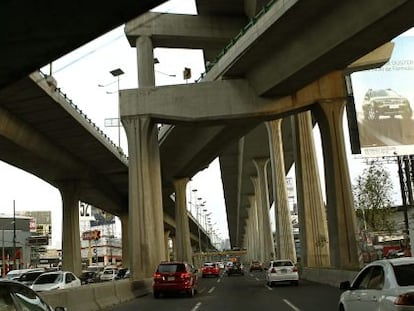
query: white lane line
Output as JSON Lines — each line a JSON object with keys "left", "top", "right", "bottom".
{"left": 191, "top": 302, "right": 202, "bottom": 311}
{"left": 283, "top": 299, "right": 301, "bottom": 311}
{"left": 217, "top": 278, "right": 221, "bottom": 283}
{"left": 266, "top": 284, "right": 272, "bottom": 290}
{"left": 208, "top": 286, "right": 216, "bottom": 294}
{"left": 255, "top": 277, "right": 260, "bottom": 281}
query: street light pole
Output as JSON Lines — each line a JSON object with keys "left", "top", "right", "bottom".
{"left": 109, "top": 68, "right": 124, "bottom": 148}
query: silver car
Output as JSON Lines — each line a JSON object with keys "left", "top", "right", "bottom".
{"left": 339, "top": 257, "right": 414, "bottom": 311}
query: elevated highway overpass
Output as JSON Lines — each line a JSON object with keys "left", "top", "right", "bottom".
{"left": 2, "top": 0, "right": 414, "bottom": 281}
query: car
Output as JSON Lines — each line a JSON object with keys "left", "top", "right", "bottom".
{"left": 78, "top": 270, "right": 100, "bottom": 285}
{"left": 362, "top": 88, "right": 412, "bottom": 120}
{"left": 99, "top": 267, "right": 118, "bottom": 281}
{"left": 216, "top": 261, "right": 225, "bottom": 269}
{"left": 152, "top": 261, "right": 198, "bottom": 298}
{"left": 226, "top": 262, "right": 244, "bottom": 276}
{"left": 249, "top": 260, "right": 263, "bottom": 272}
{"left": 265, "top": 259, "right": 299, "bottom": 286}
{"left": 0, "top": 279, "right": 66, "bottom": 310}
{"left": 31, "top": 271, "right": 81, "bottom": 292}
{"left": 114, "top": 268, "right": 129, "bottom": 280}
{"left": 6, "top": 268, "right": 44, "bottom": 281}
{"left": 16, "top": 270, "right": 46, "bottom": 286}
{"left": 201, "top": 262, "right": 220, "bottom": 278}
{"left": 339, "top": 257, "right": 414, "bottom": 311}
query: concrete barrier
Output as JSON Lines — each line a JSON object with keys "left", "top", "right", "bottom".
{"left": 93, "top": 281, "right": 120, "bottom": 310}
{"left": 38, "top": 279, "right": 152, "bottom": 311}
{"left": 301, "top": 267, "right": 359, "bottom": 288}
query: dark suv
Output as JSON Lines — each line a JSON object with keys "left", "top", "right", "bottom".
{"left": 362, "top": 88, "right": 412, "bottom": 120}
{"left": 226, "top": 262, "right": 244, "bottom": 276}
{"left": 152, "top": 261, "right": 198, "bottom": 298}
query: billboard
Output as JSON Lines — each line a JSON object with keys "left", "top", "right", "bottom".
{"left": 351, "top": 34, "right": 414, "bottom": 157}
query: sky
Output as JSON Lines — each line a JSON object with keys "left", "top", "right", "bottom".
{"left": 1, "top": 0, "right": 413, "bottom": 249}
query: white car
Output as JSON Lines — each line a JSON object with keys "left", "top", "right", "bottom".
{"left": 265, "top": 259, "right": 299, "bottom": 286}
{"left": 339, "top": 257, "right": 414, "bottom": 311}
{"left": 99, "top": 267, "right": 118, "bottom": 281}
{"left": 31, "top": 270, "right": 81, "bottom": 292}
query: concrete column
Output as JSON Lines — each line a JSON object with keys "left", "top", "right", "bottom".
{"left": 253, "top": 158, "right": 275, "bottom": 262}
{"left": 173, "top": 177, "right": 193, "bottom": 263}
{"left": 171, "top": 235, "right": 177, "bottom": 261}
{"left": 164, "top": 230, "right": 170, "bottom": 262}
{"left": 122, "top": 116, "right": 165, "bottom": 279}
{"left": 313, "top": 100, "right": 360, "bottom": 269}
{"left": 247, "top": 195, "right": 259, "bottom": 261}
{"left": 292, "top": 111, "right": 330, "bottom": 268}
{"left": 249, "top": 179, "right": 264, "bottom": 262}
{"left": 59, "top": 181, "right": 82, "bottom": 276}
{"left": 120, "top": 213, "right": 129, "bottom": 268}
{"left": 136, "top": 36, "right": 155, "bottom": 88}
{"left": 266, "top": 119, "right": 296, "bottom": 262}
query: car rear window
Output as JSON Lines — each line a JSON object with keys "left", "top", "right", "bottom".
{"left": 392, "top": 263, "right": 414, "bottom": 286}
{"left": 35, "top": 273, "right": 61, "bottom": 284}
{"left": 157, "top": 264, "right": 186, "bottom": 273}
{"left": 272, "top": 261, "right": 293, "bottom": 267}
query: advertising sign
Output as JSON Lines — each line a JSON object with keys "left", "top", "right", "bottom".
{"left": 351, "top": 34, "right": 414, "bottom": 157}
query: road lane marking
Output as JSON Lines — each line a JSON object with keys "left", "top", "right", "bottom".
{"left": 283, "top": 299, "right": 301, "bottom": 311}
{"left": 255, "top": 277, "right": 260, "bottom": 281}
{"left": 208, "top": 286, "right": 216, "bottom": 294}
{"left": 191, "top": 302, "right": 202, "bottom": 311}
{"left": 266, "top": 284, "right": 272, "bottom": 290}
{"left": 217, "top": 278, "right": 221, "bottom": 283}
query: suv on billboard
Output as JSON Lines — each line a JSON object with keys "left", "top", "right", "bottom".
{"left": 362, "top": 88, "right": 412, "bottom": 121}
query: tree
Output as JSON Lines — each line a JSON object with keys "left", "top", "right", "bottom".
{"left": 353, "top": 160, "right": 396, "bottom": 234}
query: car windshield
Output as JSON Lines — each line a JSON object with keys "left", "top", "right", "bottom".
{"left": 392, "top": 263, "right": 414, "bottom": 286}
{"left": 204, "top": 263, "right": 215, "bottom": 267}
{"left": 157, "top": 264, "right": 185, "bottom": 273}
{"left": 372, "top": 89, "right": 399, "bottom": 97}
{"left": 103, "top": 270, "right": 115, "bottom": 275}
{"left": 35, "top": 273, "right": 62, "bottom": 284}
{"left": 20, "top": 272, "right": 43, "bottom": 282}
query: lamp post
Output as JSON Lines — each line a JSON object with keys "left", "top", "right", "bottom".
{"left": 109, "top": 68, "right": 124, "bottom": 148}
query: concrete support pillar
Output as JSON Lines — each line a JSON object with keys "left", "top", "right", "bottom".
{"left": 120, "top": 213, "right": 129, "bottom": 268}
{"left": 173, "top": 177, "right": 193, "bottom": 263}
{"left": 292, "top": 111, "right": 330, "bottom": 268}
{"left": 59, "top": 181, "right": 82, "bottom": 276}
{"left": 252, "top": 158, "right": 275, "bottom": 262}
{"left": 122, "top": 116, "right": 165, "bottom": 279}
{"left": 313, "top": 100, "right": 360, "bottom": 269}
{"left": 249, "top": 179, "right": 265, "bottom": 262}
{"left": 136, "top": 36, "right": 155, "bottom": 88}
{"left": 247, "top": 195, "right": 259, "bottom": 261}
{"left": 164, "top": 230, "right": 170, "bottom": 262}
{"left": 266, "top": 119, "right": 296, "bottom": 262}
{"left": 171, "top": 235, "right": 177, "bottom": 261}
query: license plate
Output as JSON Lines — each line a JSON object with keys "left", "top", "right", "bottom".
{"left": 281, "top": 269, "right": 287, "bottom": 273}
{"left": 389, "top": 104, "right": 399, "bottom": 109}
{"left": 167, "top": 276, "right": 175, "bottom": 281}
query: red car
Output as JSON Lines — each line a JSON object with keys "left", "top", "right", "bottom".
{"left": 201, "top": 262, "right": 220, "bottom": 278}
{"left": 153, "top": 261, "right": 198, "bottom": 298}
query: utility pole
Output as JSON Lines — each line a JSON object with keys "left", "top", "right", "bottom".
{"left": 13, "top": 200, "right": 16, "bottom": 270}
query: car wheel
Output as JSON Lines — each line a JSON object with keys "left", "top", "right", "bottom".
{"left": 403, "top": 107, "right": 413, "bottom": 119}
{"left": 339, "top": 303, "right": 345, "bottom": 311}
{"left": 153, "top": 291, "right": 160, "bottom": 299}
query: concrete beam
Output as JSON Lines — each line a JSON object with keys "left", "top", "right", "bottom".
{"left": 120, "top": 71, "right": 347, "bottom": 124}
{"left": 125, "top": 12, "right": 246, "bottom": 50}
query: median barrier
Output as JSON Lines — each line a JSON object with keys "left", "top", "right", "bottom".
{"left": 114, "top": 279, "right": 135, "bottom": 302}
{"left": 301, "top": 267, "right": 358, "bottom": 287}
{"left": 66, "top": 285, "right": 99, "bottom": 311}
{"left": 94, "top": 281, "right": 120, "bottom": 310}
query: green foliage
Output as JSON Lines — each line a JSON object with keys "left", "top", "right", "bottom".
{"left": 352, "top": 160, "right": 396, "bottom": 233}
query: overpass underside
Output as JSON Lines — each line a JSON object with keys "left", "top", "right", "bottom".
{"left": 119, "top": 0, "right": 414, "bottom": 279}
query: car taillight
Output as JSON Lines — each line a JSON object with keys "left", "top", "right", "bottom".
{"left": 153, "top": 272, "right": 163, "bottom": 280}
{"left": 292, "top": 266, "right": 298, "bottom": 272}
{"left": 179, "top": 272, "right": 191, "bottom": 279}
{"left": 395, "top": 292, "right": 414, "bottom": 305}
{"left": 271, "top": 268, "right": 277, "bottom": 273}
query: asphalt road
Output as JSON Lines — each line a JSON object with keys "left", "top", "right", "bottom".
{"left": 111, "top": 270, "right": 343, "bottom": 311}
